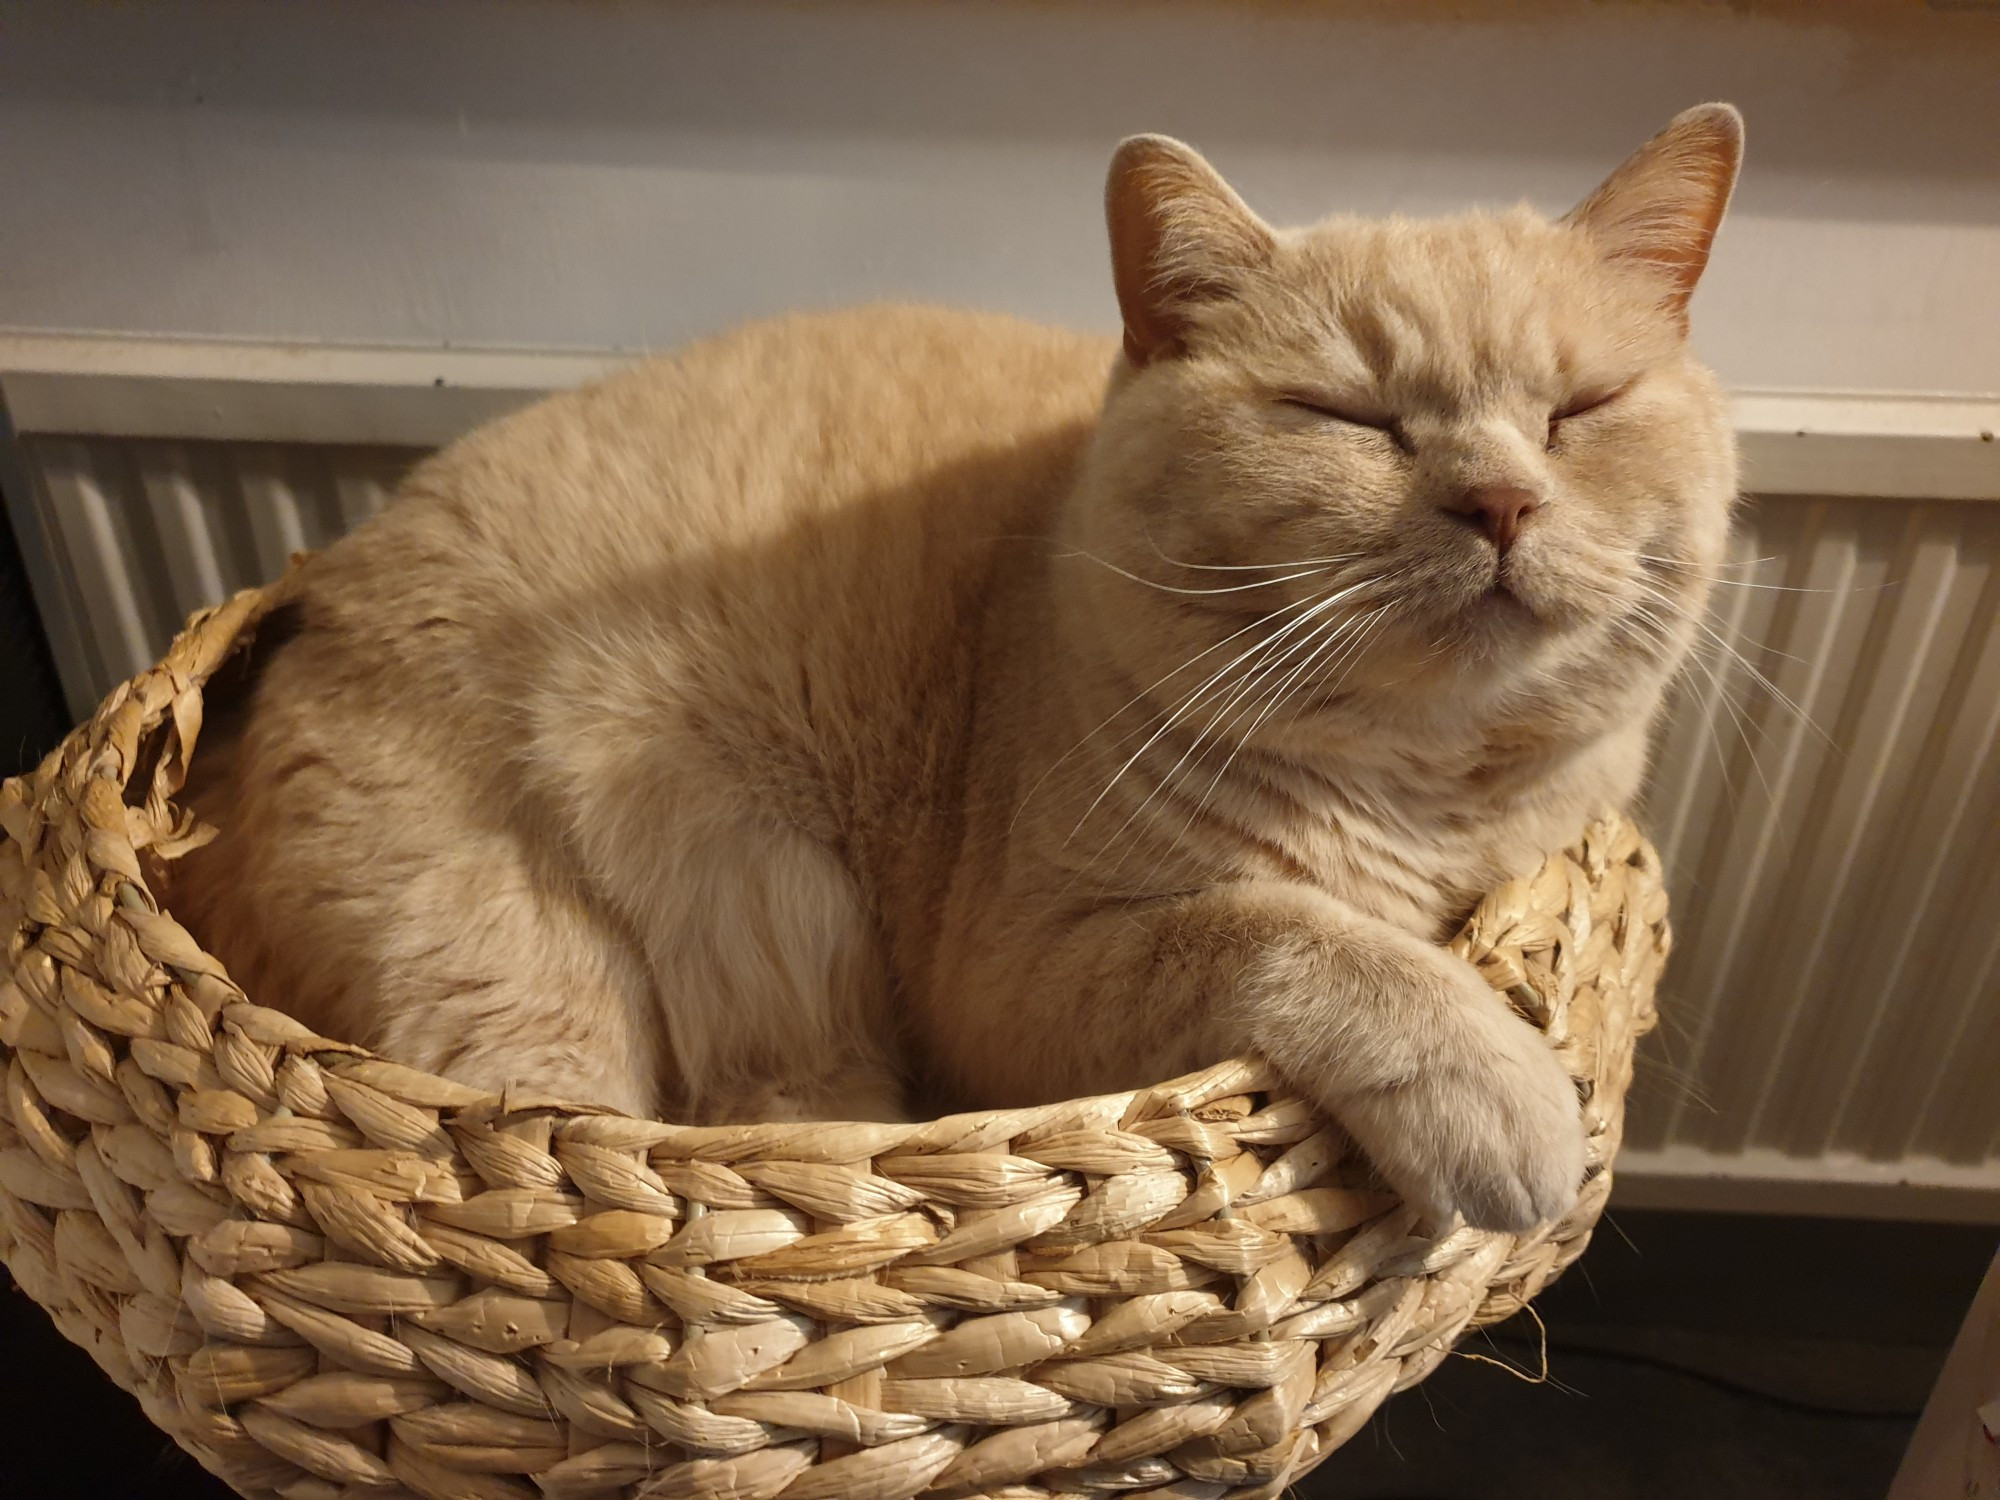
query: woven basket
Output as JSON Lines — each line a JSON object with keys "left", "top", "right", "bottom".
{"left": 0, "top": 578, "right": 1666, "bottom": 1500}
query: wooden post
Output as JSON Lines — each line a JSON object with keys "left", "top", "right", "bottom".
{"left": 1891, "top": 1247, "right": 2000, "bottom": 1500}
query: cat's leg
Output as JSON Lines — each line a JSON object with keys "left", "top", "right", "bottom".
{"left": 171, "top": 713, "right": 667, "bottom": 1117}
{"left": 361, "top": 852, "right": 666, "bottom": 1117}
{"left": 593, "top": 805, "right": 907, "bottom": 1124}
{"left": 944, "top": 881, "right": 1584, "bottom": 1232}
{"left": 522, "top": 632, "right": 907, "bottom": 1123}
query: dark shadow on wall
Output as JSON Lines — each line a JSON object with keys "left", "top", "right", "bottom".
{"left": 0, "top": 486, "right": 71, "bottom": 779}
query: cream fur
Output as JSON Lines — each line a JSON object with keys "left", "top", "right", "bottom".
{"left": 169, "top": 107, "right": 1743, "bottom": 1231}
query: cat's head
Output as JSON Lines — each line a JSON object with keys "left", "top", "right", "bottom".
{"left": 1071, "top": 106, "right": 1743, "bottom": 746}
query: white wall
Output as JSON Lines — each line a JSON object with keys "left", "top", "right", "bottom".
{"left": 0, "top": 0, "right": 1995, "bottom": 397}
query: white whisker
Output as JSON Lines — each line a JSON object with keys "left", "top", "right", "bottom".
{"left": 1068, "top": 583, "right": 1377, "bottom": 856}
{"left": 1145, "top": 581, "right": 1402, "bottom": 883}
{"left": 1129, "top": 615, "right": 1369, "bottom": 887}
{"left": 1062, "top": 581, "right": 1372, "bottom": 851}
{"left": 1639, "top": 552, "right": 1890, "bottom": 596}
{"left": 1677, "top": 626, "right": 1778, "bottom": 807}
{"left": 1191, "top": 603, "right": 1389, "bottom": 817}
{"left": 1143, "top": 531, "right": 1361, "bottom": 573}
{"left": 1640, "top": 581, "right": 1832, "bottom": 747}
{"left": 1009, "top": 586, "right": 1333, "bottom": 831}
{"left": 1051, "top": 547, "right": 1338, "bottom": 597}
{"left": 1636, "top": 552, "right": 1780, "bottom": 571}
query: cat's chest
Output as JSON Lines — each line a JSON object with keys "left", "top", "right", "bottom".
{"left": 1249, "top": 763, "right": 1557, "bottom": 938}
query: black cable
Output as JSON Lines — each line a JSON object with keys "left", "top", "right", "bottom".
{"left": 1472, "top": 1335, "right": 1925, "bottom": 1422}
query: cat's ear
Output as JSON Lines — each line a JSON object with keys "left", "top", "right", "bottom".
{"left": 1564, "top": 103, "right": 1743, "bottom": 332}
{"left": 1106, "top": 135, "right": 1275, "bottom": 366}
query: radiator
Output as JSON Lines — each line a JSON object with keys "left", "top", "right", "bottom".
{"left": 9, "top": 434, "right": 416, "bottom": 717}
{"left": 1624, "top": 493, "right": 2000, "bottom": 1223}
{"left": 3, "top": 351, "right": 1996, "bottom": 1222}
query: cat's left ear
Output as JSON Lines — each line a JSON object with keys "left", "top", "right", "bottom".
{"left": 1565, "top": 103, "right": 1744, "bottom": 332}
{"left": 1106, "top": 135, "right": 1275, "bottom": 367}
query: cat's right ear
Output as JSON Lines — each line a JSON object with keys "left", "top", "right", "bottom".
{"left": 1106, "top": 136, "right": 1275, "bottom": 367}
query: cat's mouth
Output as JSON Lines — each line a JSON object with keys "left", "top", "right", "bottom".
{"left": 1452, "top": 561, "right": 1576, "bottom": 638}
{"left": 1472, "top": 558, "right": 1602, "bottom": 637}
{"left": 1477, "top": 569, "right": 1538, "bottom": 618}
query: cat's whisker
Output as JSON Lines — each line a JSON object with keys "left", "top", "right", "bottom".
{"left": 1320, "top": 601, "right": 1397, "bottom": 703}
{"left": 1274, "top": 608, "right": 1388, "bottom": 733}
{"left": 1657, "top": 573, "right": 1876, "bottom": 596}
{"left": 1010, "top": 585, "right": 1340, "bottom": 831}
{"left": 1121, "top": 609, "right": 1378, "bottom": 889}
{"left": 1636, "top": 551, "right": 1779, "bottom": 571}
{"left": 1611, "top": 599, "right": 1685, "bottom": 665}
{"left": 1142, "top": 531, "right": 1362, "bottom": 573}
{"left": 1616, "top": 592, "right": 1742, "bottom": 796}
{"left": 1203, "top": 605, "right": 1386, "bottom": 797}
{"left": 1674, "top": 626, "right": 1778, "bottom": 808}
{"left": 1626, "top": 575, "right": 1815, "bottom": 667}
{"left": 1087, "top": 573, "right": 1404, "bottom": 882}
{"left": 1633, "top": 1053, "right": 1718, "bottom": 1115}
{"left": 1148, "top": 585, "right": 1401, "bottom": 882}
{"left": 1178, "top": 606, "right": 1380, "bottom": 818}
{"left": 1662, "top": 625, "right": 1748, "bottom": 813}
{"left": 1273, "top": 575, "right": 1407, "bottom": 733}
{"left": 1069, "top": 580, "right": 1375, "bottom": 861}
{"left": 1282, "top": 604, "right": 1396, "bottom": 730}
{"left": 1050, "top": 546, "right": 1339, "bottom": 597}
{"left": 1063, "top": 580, "right": 1372, "bottom": 854}
{"left": 1119, "top": 615, "right": 1369, "bottom": 882}
{"left": 1639, "top": 551, "right": 1887, "bottom": 598}
{"left": 1639, "top": 581, "right": 1833, "bottom": 746}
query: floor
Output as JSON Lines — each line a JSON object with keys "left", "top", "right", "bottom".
{"left": 1303, "top": 1208, "right": 1993, "bottom": 1500}
{"left": 0, "top": 1209, "right": 1991, "bottom": 1498}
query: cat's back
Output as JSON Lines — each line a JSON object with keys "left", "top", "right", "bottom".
{"left": 317, "top": 305, "right": 1115, "bottom": 629}
{"left": 168, "top": 307, "right": 1114, "bottom": 1100}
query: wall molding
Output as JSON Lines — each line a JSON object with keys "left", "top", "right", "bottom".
{"left": 3, "top": 332, "right": 1997, "bottom": 500}
{"left": 1615, "top": 1147, "right": 2000, "bottom": 1225}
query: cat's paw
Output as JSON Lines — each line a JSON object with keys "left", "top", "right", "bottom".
{"left": 1333, "top": 975, "right": 1587, "bottom": 1234}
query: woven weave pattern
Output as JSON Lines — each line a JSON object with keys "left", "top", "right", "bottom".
{"left": 0, "top": 580, "right": 1666, "bottom": 1500}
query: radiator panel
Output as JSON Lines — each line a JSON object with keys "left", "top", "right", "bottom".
{"left": 8, "top": 433, "right": 1997, "bottom": 1214}
{"left": 17, "top": 435, "right": 411, "bottom": 709}
{"left": 1631, "top": 496, "right": 2000, "bottom": 1192}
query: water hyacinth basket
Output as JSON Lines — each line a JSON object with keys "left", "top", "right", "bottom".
{"left": 0, "top": 577, "right": 1667, "bottom": 1500}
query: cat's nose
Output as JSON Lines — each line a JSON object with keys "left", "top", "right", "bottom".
{"left": 1443, "top": 484, "right": 1541, "bottom": 553}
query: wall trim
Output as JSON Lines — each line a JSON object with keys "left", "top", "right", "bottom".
{"left": 3, "top": 332, "right": 1997, "bottom": 500}
{"left": 1614, "top": 1147, "right": 2000, "bottom": 1225}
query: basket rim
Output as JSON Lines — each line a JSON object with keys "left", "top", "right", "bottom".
{"left": 0, "top": 570, "right": 1670, "bottom": 1500}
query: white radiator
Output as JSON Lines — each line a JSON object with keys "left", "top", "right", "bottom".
{"left": 10, "top": 434, "right": 414, "bottom": 716}
{"left": 2, "top": 339, "right": 1996, "bottom": 1222}
{"left": 1622, "top": 493, "right": 2000, "bottom": 1223}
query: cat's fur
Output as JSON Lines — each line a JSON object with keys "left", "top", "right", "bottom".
{"left": 169, "top": 106, "right": 1742, "bottom": 1231}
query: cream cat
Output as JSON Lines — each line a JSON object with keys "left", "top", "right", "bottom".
{"left": 170, "top": 106, "right": 1741, "bottom": 1232}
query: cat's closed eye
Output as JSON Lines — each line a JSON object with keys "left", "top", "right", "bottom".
{"left": 1276, "top": 393, "right": 1414, "bottom": 455}
{"left": 1545, "top": 384, "right": 1630, "bottom": 449}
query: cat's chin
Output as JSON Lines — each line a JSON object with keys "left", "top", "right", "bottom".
{"left": 1466, "top": 565, "right": 1602, "bottom": 638}
{"left": 1473, "top": 581, "right": 1540, "bottom": 621}
{"left": 1429, "top": 582, "right": 1555, "bottom": 651}
{"left": 1385, "top": 581, "right": 1597, "bottom": 690}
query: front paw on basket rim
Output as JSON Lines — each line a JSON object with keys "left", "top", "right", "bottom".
{"left": 1334, "top": 1056, "right": 1589, "bottom": 1235}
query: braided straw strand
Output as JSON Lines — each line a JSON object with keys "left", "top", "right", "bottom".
{"left": 0, "top": 577, "right": 1665, "bottom": 1500}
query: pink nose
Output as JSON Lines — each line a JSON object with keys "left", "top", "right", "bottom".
{"left": 1443, "top": 484, "right": 1541, "bottom": 553}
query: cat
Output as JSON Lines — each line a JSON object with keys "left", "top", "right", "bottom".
{"left": 168, "top": 105, "right": 1742, "bottom": 1232}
